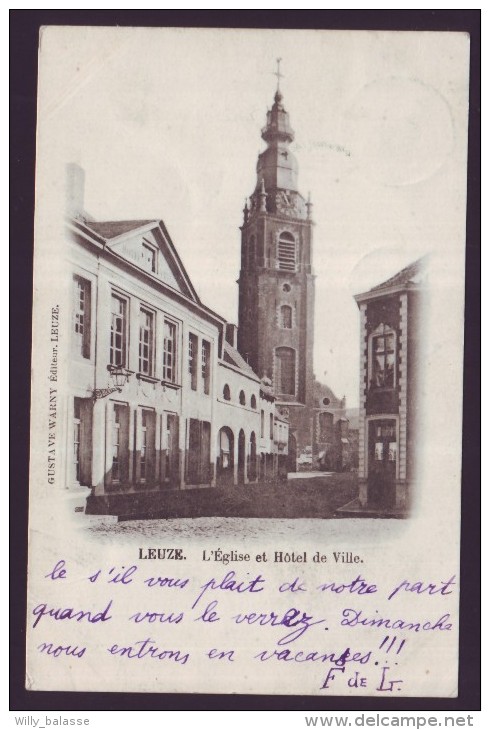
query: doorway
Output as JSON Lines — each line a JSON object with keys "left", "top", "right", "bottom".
{"left": 368, "top": 419, "right": 397, "bottom": 508}
{"left": 238, "top": 429, "right": 246, "bottom": 484}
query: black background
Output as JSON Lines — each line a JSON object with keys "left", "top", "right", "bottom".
{"left": 10, "top": 9, "right": 481, "bottom": 712}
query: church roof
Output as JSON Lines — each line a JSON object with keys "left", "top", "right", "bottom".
{"left": 87, "top": 219, "right": 157, "bottom": 239}
{"left": 312, "top": 379, "right": 342, "bottom": 408}
{"left": 222, "top": 342, "right": 259, "bottom": 379}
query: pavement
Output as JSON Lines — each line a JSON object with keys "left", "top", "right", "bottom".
{"left": 287, "top": 470, "right": 334, "bottom": 479}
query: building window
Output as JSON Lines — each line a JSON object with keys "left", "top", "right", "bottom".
{"left": 140, "top": 410, "right": 148, "bottom": 482}
{"left": 274, "top": 346, "right": 296, "bottom": 396}
{"left": 109, "top": 403, "right": 129, "bottom": 486}
{"left": 270, "top": 413, "right": 274, "bottom": 439}
{"left": 138, "top": 409, "right": 156, "bottom": 485}
{"left": 280, "top": 304, "right": 292, "bottom": 329}
{"left": 110, "top": 294, "right": 127, "bottom": 367}
{"left": 370, "top": 325, "right": 396, "bottom": 389}
{"left": 218, "top": 427, "right": 234, "bottom": 472}
{"left": 319, "top": 411, "right": 334, "bottom": 443}
{"left": 163, "top": 319, "right": 177, "bottom": 383}
{"left": 223, "top": 383, "right": 231, "bottom": 401}
{"left": 188, "top": 333, "right": 198, "bottom": 390}
{"left": 112, "top": 406, "right": 122, "bottom": 483}
{"left": 251, "top": 394, "right": 257, "bottom": 409}
{"left": 260, "top": 409, "right": 265, "bottom": 438}
{"left": 73, "top": 276, "right": 91, "bottom": 358}
{"left": 277, "top": 231, "right": 296, "bottom": 272}
{"left": 201, "top": 340, "right": 211, "bottom": 395}
{"left": 73, "top": 398, "right": 93, "bottom": 487}
{"left": 142, "top": 242, "right": 157, "bottom": 273}
{"left": 139, "top": 308, "right": 154, "bottom": 376}
{"left": 239, "top": 390, "right": 246, "bottom": 405}
{"left": 187, "top": 419, "right": 211, "bottom": 484}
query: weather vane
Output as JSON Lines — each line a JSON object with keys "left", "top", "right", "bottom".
{"left": 274, "top": 57, "right": 283, "bottom": 91}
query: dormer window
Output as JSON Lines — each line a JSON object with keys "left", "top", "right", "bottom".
{"left": 142, "top": 242, "right": 157, "bottom": 273}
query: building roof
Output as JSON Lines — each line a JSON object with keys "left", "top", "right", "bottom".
{"left": 355, "top": 255, "right": 429, "bottom": 306}
{"left": 87, "top": 220, "right": 157, "bottom": 239}
{"left": 345, "top": 407, "right": 360, "bottom": 430}
{"left": 312, "top": 379, "right": 343, "bottom": 408}
{"left": 369, "top": 256, "right": 427, "bottom": 293}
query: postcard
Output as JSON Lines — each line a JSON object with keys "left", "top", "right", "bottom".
{"left": 26, "top": 26, "right": 469, "bottom": 697}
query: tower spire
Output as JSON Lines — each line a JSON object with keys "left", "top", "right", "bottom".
{"left": 274, "top": 57, "right": 283, "bottom": 93}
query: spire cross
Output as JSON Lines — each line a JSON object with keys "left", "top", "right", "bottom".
{"left": 274, "top": 57, "right": 283, "bottom": 90}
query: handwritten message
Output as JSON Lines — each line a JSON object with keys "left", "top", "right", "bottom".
{"left": 27, "top": 554, "right": 458, "bottom": 696}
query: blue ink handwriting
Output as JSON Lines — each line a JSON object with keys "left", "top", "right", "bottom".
{"left": 144, "top": 576, "right": 189, "bottom": 589}
{"left": 38, "top": 642, "right": 86, "bottom": 658}
{"left": 340, "top": 608, "right": 452, "bottom": 632}
{"left": 191, "top": 570, "right": 265, "bottom": 609}
{"left": 317, "top": 575, "right": 377, "bottom": 595}
{"left": 195, "top": 599, "right": 221, "bottom": 623}
{"left": 45, "top": 559, "right": 67, "bottom": 581}
{"left": 129, "top": 610, "right": 184, "bottom": 624}
{"left": 233, "top": 607, "right": 325, "bottom": 645}
{"left": 387, "top": 576, "right": 457, "bottom": 601}
{"left": 32, "top": 600, "right": 113, "bottom": 629}
{"left": 108, "top": 638, "right": 189, "bottom": 664}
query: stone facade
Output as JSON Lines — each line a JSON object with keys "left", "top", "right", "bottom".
{"left": 64, "top": 170, "right": 287, "bottom": 517}
{"left": 353, "top": 258, "right": 427, "bottom": 514}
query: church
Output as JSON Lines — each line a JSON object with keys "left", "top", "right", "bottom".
{"left": 62, "top": 70, "right": 353, "bottom": 520}
{"left": 236, "top": 74, "right": 351, "bottom": 471}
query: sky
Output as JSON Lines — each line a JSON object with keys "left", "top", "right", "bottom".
{"left": 37, "top": 27, "right": 470, "bottom": 407}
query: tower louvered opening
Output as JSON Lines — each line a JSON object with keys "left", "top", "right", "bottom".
{"left": 277, "top": 232, "right": 297, "bottom": 271}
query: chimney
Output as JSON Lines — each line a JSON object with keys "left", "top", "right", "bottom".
{"left": 225, "top": 323, "right": 238, "bottom": 349}
{"left": 66, "top": 163, "right": 85, "bottom": 218}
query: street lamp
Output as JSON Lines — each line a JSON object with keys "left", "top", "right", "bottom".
{"left": 91, "top": 365, "right": 132, "bottom": 400}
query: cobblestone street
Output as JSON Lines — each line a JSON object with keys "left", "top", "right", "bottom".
{"left": 84, "top": 472, "right": 406, "bottom": 545}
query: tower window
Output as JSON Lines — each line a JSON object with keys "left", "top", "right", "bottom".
{"left": 277, "top": 231, "right": 296, "bottom": 272}
{"left": 239, "top": 390, "right": 246, "bottom": 405}
{"left": 223, "top": 384, "right": 231, "bottom": 401}
{"left": 280, "top": 304, "right": 293, "bottom": 329}
{"left": 248, "top": 236, "right": 256, "bottom": 269}
{"left": 274, "top": 346, "right": 296, "bottom": 396}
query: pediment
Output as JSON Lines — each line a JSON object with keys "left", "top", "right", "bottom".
{"left": 101, "top": 221, "right": 198, "bottom": 302}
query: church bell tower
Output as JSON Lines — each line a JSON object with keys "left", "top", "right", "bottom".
{"left": 237, "top": 66, "right": 315, "bottom": 453}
